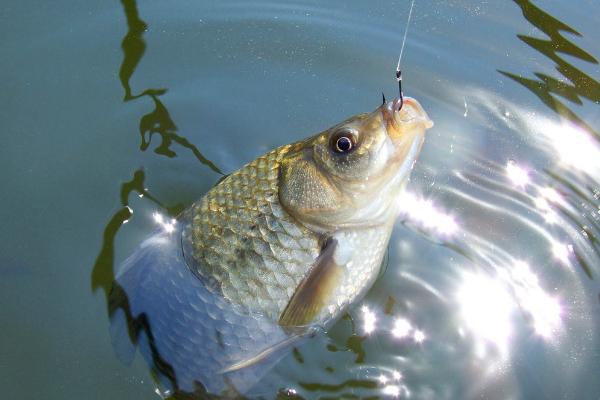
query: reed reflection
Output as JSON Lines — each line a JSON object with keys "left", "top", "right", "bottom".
{"left": 91, "top": 169, "right": 183, "bottom": 299}
{"left": 90, "top": 169, "right": 187, "bottom": 396}
{"left": 119, "top": 0, "right": 222, "bottom": 174}
{"left": 497, "top": 0, "right": 600, "bottom": 279}
{"left": 499, "top": 0, "right": 599, "bottom": 139}
{"left": 93, "top": 0, "right": 225, "bottom": 397}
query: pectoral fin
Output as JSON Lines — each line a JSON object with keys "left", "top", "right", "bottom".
{"left": 279, "top": 237, "right": 343, "bottom": 327}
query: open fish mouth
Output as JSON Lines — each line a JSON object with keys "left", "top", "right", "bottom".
{"left": 383, "top": 96, "right": 434, "bottom": 135}
{"left": 379, "top": 96, "right": 432, "bottom": 171}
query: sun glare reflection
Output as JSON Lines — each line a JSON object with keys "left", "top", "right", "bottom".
{"left": 377, "top": 369, "right": 405, "bottom": 398}
{"left": 155, "top": 387, "right": 172, "bottom": 399}
{"left": 537, "top": 120, "right": 600, "bottom": 173}
{"left": 413, "top": 329, "right": 426, "bottom": 343}
{"left": 539, "top": 187, "right": 562, "bottom": 204}
{"left": 506, "top": 160, "right": 530, "bottom": 187}
{"left": 382, "top": 385, "right": 401, "bottom": 397}
{"left": 390, "top": 316, "right": 426, "bottom": 345}
{"left": 551, "top": 241, "right": 572, "bottom": 265}
{"left": 361, "top": 305, "right": 377, "bottom": 335}
{"left": 392, "top": 318, "right": 412, "bottom": 339}
{"left": 397, "top": 192, "right": 459, "bottom": 236}
{"left": 510, "top": 261, "right": 562, "bottom": 338}
{"left": 457, "top": 261, "right": 562, "bottom": 355}
{"left": 532, "top": 186, "right": 564, "bottom": 225}
{"left": 123, "top": 206, "right": 133, "bottom": 224}
{"left": 457, "top": 273, "right": 513, "bottom": 354}
{"left": 534, "top": 196, "right": 550, "bottom": 211}
{"left": 153, "top": 212, "right": 176, "bottom": 234}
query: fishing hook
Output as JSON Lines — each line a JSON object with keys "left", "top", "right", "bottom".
{"left": 396, "top": 69, "right": 403, "bottom": 111}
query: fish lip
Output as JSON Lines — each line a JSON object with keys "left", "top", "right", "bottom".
{"left": 378, "top": 96, "right": 430, "bottom": 196}
{"left": 382, "top": 96, "right": 434, "bottom": 133}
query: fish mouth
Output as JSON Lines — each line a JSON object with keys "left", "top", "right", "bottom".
{"left": 382, "top": 96, "right": 433, "bottom": 138}
{"left": 377, "top": 96, "right": 432, "bottom": 197}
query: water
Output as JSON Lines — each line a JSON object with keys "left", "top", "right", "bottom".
{"left": 1, "top": 0, "right": 599, "bottom": 398}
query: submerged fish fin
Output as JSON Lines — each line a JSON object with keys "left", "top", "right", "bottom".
{"left": 279, "top": 237, "right": 343, "bottom": 327}
{"left": 219, "top": 327, "right": 315, "bottom": 374}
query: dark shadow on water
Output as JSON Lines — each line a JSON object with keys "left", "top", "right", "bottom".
{"left": 118, "top": 0, "right": 223, "bottom": 175}
{"left": 91, "top": 169, "right": 184, "bottom": 300}
{"left": 499, "top": 0, "right": 599, "bottom": 139}
{"left": 139, "top": 93, "right": 223, "bottom": 174}
{"left": 90, "top": 170, "right": 198, "bottom": 397}
{"left": 119, "top": 0, "right": 146, "bottom": 102}
{"left": 93, "top": 0, "right": 221, "bottom": 301}
{"left": 92, "top": 0, "right": 224, "bottom": 397}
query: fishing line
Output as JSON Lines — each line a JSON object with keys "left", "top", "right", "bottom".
{"left": 395, "top": 0, "right": 416, "bottom": 110}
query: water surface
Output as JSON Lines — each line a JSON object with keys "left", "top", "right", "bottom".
{"left": 1, "top": 0, "right": 599, "bottom": 399}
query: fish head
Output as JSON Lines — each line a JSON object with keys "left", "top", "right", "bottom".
{"left": 279, "top": 96, "right": 433, "bottom": 231}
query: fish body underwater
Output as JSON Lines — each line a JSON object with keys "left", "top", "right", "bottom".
{"left": 110, "top": 97, "right": 433, "bottom": 397}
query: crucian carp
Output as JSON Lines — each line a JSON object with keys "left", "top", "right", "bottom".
{"left": 110, "top": 96, "right": 433, "bottom": 396}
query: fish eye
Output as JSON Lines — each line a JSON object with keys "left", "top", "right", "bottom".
{"left": 331, "top": 131, "right": 356, "bottom": 154}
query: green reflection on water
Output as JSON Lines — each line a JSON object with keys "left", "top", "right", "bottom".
{"left": 90, "top": 168, "right": 187, "bottom": 396}
{"left": 298, "top": 379, "right": 378, "bottom": 393}
{"left": 91, "top": 169, "right": 183, "bottom": 298}
{"left": 499, "top": 0, "right": 599, "bottom": 139}
{"left": 92, "top": 0, "right": 223, "bottom": 397}
{"left": 119, "top": 0, "right": 222, "bottom": 174}
{"left": 499, "top": 0, "right": 600, "bottom": 281}
{"left": 91, "top": 0, "right": 221, "bottom": 301}
{"left": 119, "top": 0, "right": 146, "bottom": 101}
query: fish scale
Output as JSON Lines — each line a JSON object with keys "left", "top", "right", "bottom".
{"left": 184, "top": 142, "right": 396, "bottom": 326}
{"left": 110, "top": 96, "right": 432, "bottom": 395}
{"left": 186, "top": 144, "right": 322, "bottom": 320}
{"left": 112, "top": 227, "right": 292, "bottom": 394}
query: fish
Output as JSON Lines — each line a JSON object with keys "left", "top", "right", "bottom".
{"left": 109, "top": 96, "right": 433, "bottom": 397}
